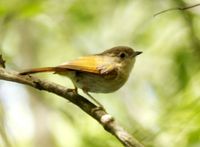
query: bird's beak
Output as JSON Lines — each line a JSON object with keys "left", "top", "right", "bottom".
{"left": 133, "top": 51, "right": 142, "bottom": 57}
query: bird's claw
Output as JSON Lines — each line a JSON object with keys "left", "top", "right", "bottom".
{"left": 66, "top": 88, "right": 78, "bottom": 94}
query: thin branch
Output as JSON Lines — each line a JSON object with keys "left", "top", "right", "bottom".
{"left": 0, "top": 58, "right": 144, "bottom": 147}
{"left": 154, "top": 3, "right": 200, "bottom": 17}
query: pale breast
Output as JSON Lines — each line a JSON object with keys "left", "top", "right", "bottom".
{"left": 72, "top": 70, "right": 128, "bottom": 93}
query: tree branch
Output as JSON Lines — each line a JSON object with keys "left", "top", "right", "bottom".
{"left": 0, "top": 56, "right": 144, "bottom": 147}
{"left": 154, "top": 3, "right": 200, "bottom": 17}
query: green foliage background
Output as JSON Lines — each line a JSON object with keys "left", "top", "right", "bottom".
{"left": 0, "top": 0, "right": 200, "bottom": 147}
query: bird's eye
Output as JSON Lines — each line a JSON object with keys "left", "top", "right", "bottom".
{"left": 119, "top": 52, "right": 126, "bottom": 58}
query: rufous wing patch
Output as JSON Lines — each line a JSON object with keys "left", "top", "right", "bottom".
{"left": 56, "top": 56, "right": 103, "bottom": 74}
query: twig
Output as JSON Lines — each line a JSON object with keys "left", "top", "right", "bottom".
{"left": 0, "top": 56, "right": 144, "bottom": 147}
{"left": 154, "top": 3, "right": 200, "bottom": 17}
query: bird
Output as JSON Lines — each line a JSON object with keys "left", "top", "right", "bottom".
{"left": 20, "top": 46, "right": 142, "bottom": 107}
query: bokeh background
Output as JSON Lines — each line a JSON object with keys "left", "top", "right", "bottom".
{"left": 0, "top": 0, "right": 200, "bottom": 147}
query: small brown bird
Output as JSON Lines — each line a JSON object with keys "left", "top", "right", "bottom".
{"left": 20, "top": 46, "right": 142, "bottom": 106}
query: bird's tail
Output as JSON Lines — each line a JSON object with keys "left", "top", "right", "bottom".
{"left": 19, "top": 67, "right": 59, "bottom": 75}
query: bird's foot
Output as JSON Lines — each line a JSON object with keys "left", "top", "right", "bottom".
{"left": 91, "top": 106, "right": 105, "bottom": 113}
{"left": 66, "top": 88, "right": 78, "bottom": 94}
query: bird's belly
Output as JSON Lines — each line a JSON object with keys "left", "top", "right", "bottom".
{"left": 74, "top": 72, "right": 127, "bottom": 93}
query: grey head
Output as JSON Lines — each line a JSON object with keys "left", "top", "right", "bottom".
{"left": 99, "top": 46, "right": 142, "bottom": 59}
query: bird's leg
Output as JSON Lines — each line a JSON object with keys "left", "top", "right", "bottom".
{"left": 66, "top": 87, "right": 77, "bottom": 93}
{"left": 83, "top": 90, "right": 104, "bottom": 110}
{"left": 66, "top": 82, "right": 78, "bottom": 94}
